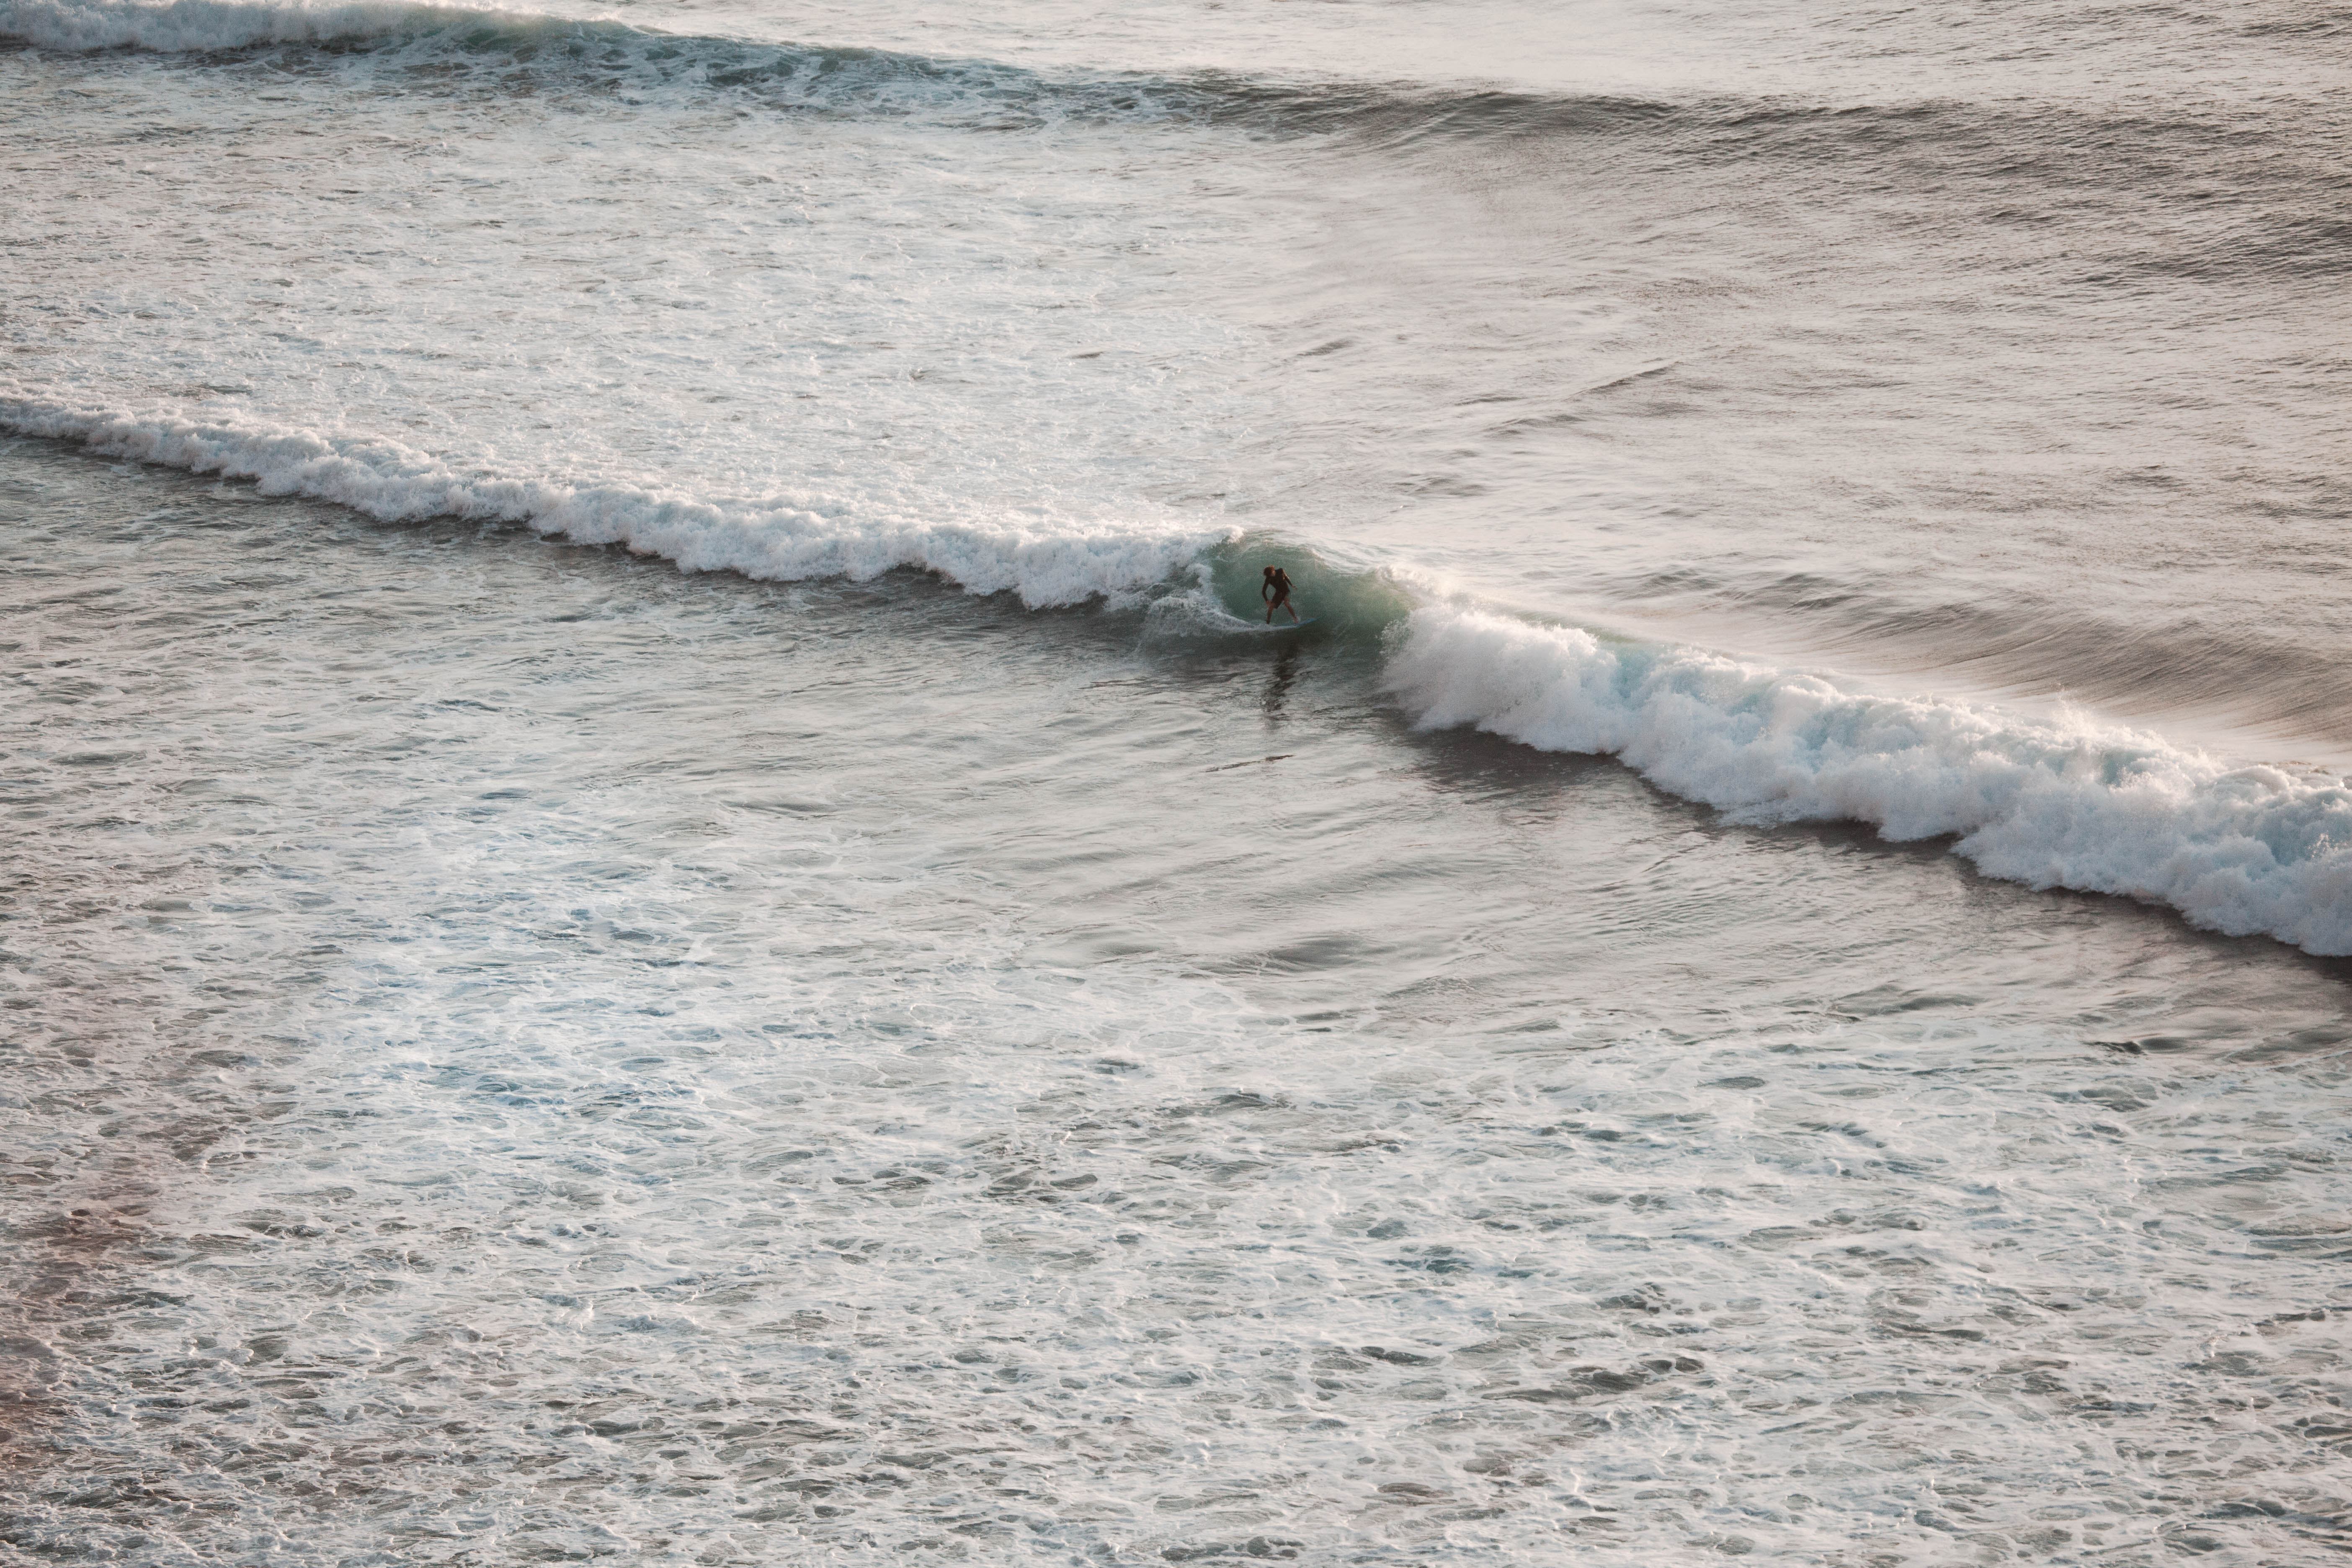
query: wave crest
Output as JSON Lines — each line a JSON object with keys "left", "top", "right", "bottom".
{"left": 1385, "top": 608, "right": 2352, "bottom": 955}
{"left": 0, "top": 395, "right": 1222, "bottom": 607}
{"left": 9, "top": 392, "right": 2347, "bottom": 957}
{"left": 0, "top": 0, "right": 1678, "bottom": 140}
{"left": 0, "top": 0, "right": 491, "bottom": 51}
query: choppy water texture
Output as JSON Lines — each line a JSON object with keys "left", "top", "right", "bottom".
{"left": 4, "top": 0, "right": 2352, "bottom": 1562}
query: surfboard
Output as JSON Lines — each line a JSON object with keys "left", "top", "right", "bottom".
{"left": 1265, "top": 617, "right": 1318, "bottom": 631}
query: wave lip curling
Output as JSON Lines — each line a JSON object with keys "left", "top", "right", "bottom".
{"left": 1385, "top": 607, "right": 2352, "bottom": 955}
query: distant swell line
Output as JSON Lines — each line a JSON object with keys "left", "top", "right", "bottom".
{"left": 0, "top": 394, "right": 1224, "bottom": 606}
{"left": 0, "top": 0, "right": 1681, "bottom": 139}
{"left": 1386, "top": 610, "right": 2352, "bottom": 957}
{"left": 14, "top": 0, "right": 2325, "bottom": 197}
{"left": 11, "top": 0, "right": 2336, "bottom": 155}
{"left": 0, "top": 0, "right": 489, "bottom": 51}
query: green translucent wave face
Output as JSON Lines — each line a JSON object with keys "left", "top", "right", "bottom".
{"left": 1189, "top": 532, "right": 1418, "bottom": 643}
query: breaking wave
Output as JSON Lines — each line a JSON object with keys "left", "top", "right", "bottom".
{"left": 0, "top": 395, "right": 1223, "bottom": 607}
{"left": 1385, "top": 609, "right": 2352, "bottom": 956}
{"left": 7, "top": 390, "right": 2347, "bottom": 958}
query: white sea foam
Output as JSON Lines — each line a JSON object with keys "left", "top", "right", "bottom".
{"left": 0, "top": 395, "right": 1225, "bottom": 607}
{"left": 1385, "top": 607, "right": 2352, "bottom": 955}
{"left": 15, "top": 393, "right": 2347, "bottom": 957}
{"left": 17, "top": 437, "right": 2352, "bottom": 1566}
{"left": 14, "top": 389, "right": 2349, "bottom": 957}
{"left": 0, "top": 0, "right": 482, "bottom": 51}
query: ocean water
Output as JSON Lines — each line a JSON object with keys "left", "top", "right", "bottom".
{"left": 3, "top": 1, "right": 2350, "bottom": 1564}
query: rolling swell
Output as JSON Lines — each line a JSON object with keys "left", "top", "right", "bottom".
{"left": 8, "top": 390, "right": 2348, "bottom": 959}
{"left": 0, "top": 0, "right": 1679, "bottom": 137}
{"left": 7, "top": 0, "right": 2334, "bottom": 226}
{"left": 0, "top": 0, "right": 1130, "bottom": 129}
{"left": 1601, "top": 565, "right": 2352, "bottom": 749}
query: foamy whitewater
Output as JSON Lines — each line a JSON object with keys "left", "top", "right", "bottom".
{"left": 5, "top": 0, "right": 2351, "bottom": 1563}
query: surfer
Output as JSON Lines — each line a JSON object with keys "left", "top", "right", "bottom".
{"left": 1262, "top": 565, "right": 1300, "bottom": 625}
